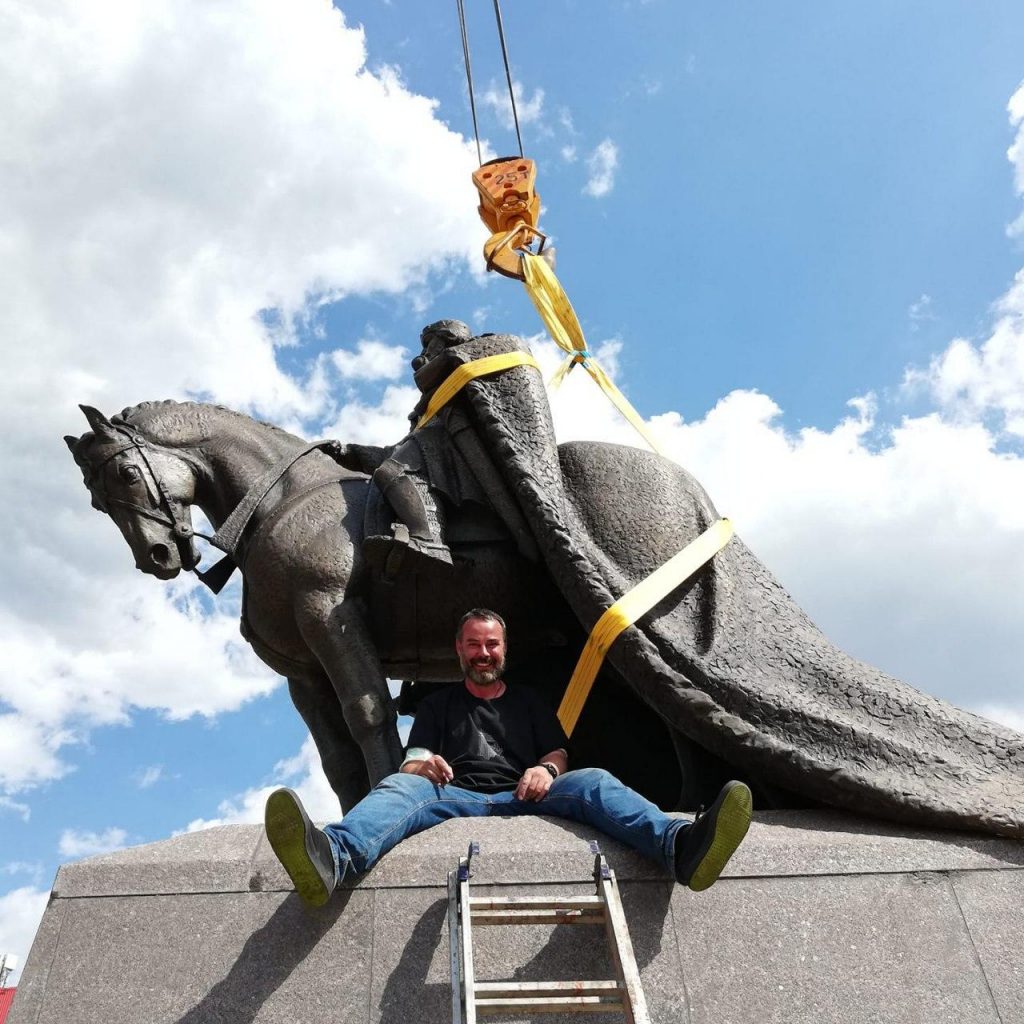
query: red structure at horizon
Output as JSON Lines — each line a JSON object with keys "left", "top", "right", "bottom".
{"left": 0, "top": 987, "right": 15, "bottom": 1023}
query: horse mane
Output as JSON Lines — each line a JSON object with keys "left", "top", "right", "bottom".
{"left": 114, "top": 399, "right": 296, "bottom": 449}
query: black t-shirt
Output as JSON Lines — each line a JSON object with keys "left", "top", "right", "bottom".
{"left": 407, "top": 684, "right": 568, "bottom": 793}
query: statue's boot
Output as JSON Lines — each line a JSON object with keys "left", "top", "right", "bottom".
{"left": 364, "top": 459, "right": 453, "bottom": 578}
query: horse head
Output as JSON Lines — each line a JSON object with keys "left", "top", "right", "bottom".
{"left": 65, "top": 405, "right": 200, "bottom": 579}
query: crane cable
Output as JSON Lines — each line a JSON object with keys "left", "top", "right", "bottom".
{"left": 454, "top": 0, "right": 482, "bottom": 167}
{"left": 455, "top": 0, "right": 524, "bottom": 163}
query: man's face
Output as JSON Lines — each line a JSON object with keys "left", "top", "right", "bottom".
{"left": 456, "top": 617, "right": 507, "bottom": 687}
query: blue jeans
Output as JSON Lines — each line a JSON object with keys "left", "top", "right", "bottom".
{"left": 321, "top": 767, "right": 687, "bottom": 883}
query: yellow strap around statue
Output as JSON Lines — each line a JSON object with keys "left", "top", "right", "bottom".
{"left": 520, "top": 252, "right": 667, "bottom": 457}
{"left": 557, "top": 518, "right": 734, "bottom": 736}
{"left": 416, "top": 351, "right": 540, "bottom": 429}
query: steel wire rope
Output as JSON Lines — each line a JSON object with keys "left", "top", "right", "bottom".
{"left": 455, "top": 0, "right": 525, "bottom": 159}
{"left": 455, "top": 0, "right": 483, "bottom": 165}
{"left": 491, "top": 0, "right": 524, "bottom": 157}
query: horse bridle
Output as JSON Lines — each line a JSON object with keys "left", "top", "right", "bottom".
{"left": 86, "top": 424, "right": 362, "bottom": 593}
{"left": 84, "top": 425, "right": 200, "bottom": 570}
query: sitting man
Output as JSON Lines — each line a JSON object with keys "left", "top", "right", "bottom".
{"left": 265, "top": 608, "right": 753, "bottom": 907}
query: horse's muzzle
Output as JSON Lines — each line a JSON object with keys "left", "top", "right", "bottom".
{"left": 144, "top": 542, "right": 182, "bottom": 579}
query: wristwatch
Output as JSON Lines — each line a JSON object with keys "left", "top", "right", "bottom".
{"left": 540, "top": 762, "right": 559, "bottom": 780}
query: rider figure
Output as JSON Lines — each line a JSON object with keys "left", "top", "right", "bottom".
{"left": 363, "top": 319, "right": 472, "bottom": 575}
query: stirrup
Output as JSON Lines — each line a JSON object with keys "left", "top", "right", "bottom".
{"left": 364, "top": 525, "right": 453, "bottom": 583}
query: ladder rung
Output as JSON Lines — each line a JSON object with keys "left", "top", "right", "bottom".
{"left": 469, "top": 895, "right": 603, "bottom": 910}
{"left": 476, "top": 995, "right": 624, "bottom": 1014}
{"left": 471, "top": 907, "right": 605, "bottom": 925}
{"left": 475, "top": 981, "right": 621, "bottom": 997}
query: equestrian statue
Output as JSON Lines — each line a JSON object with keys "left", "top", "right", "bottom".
{"left": 64, "top": 321, "right": 1024, "bottom": 837}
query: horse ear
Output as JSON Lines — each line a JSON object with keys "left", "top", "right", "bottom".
{"left": 79, "top": 404, "right": 116, "bottom": 440}
{"left": 64, "top": 435, "right": 79, "bottom": 453}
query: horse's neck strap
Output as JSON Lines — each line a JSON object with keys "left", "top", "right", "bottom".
{"left": 195, "top": 439, "right": 352, "bottom": 595}
{"left": 206, "top": 440, "right": 345, "bottom": 560}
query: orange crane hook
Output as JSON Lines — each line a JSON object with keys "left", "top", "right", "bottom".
{"left": 472, "top": 156, "right": 554, "bottom": 280}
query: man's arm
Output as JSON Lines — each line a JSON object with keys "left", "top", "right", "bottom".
{"left": 514, "top": 747, "right": 568, "bottom": 802}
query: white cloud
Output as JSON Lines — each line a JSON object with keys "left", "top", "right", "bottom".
{"left": 321, "top": 383, "right": 420, "bottom": 445}
{"left": 184, "top": 735, "right": 337, "bottom": 830}
{"left": 58, "top": 827, "right": 129, "bottom": 859}
{"left": 480, "top": 79, "right": 544, "bottom": 133}
{"left": 908, "top": 293, "right": 937, "bottom": 329}
{"left": 583, "top": 139, "right": 619, "bottom": 198}
{"left": 0, "top": 797, "right": 31, "bottom": 822}
{"left": 2, "top": 863, "right": 43, "bottom": 885}
{"left": 0, "top": 886, "right": 49, "bottom": 986}
{"left": 979, "top": 706, "right": 1024, "bottom": 732}
{"left": 135, "top": 765, "right": 165, "bottom": 789}
{"left": 0, "top": 0, "right": 482, "bottom": 799}
{"left": 560, "top": 145, "right": 578, "bottom": 163}
{"left": 0, "top": 578, "right": 277, "bottom": 791}
{"left": 905, "top": 85, "right": 1024, "bottom": 436}
{"left": 1007, "top": 80, "right": 1024, "bottom": 233}
{"left": 331, "top": 339, "right": 409, "bottom": 381}
{"left": 905, "top": 270, "right": 1024, "bottom": 436}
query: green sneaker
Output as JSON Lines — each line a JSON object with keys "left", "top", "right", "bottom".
{"left": 265, "top": 787, "right": 337, "bottom": 908}
{"left": 674, "top": 781, "right": 752, "bottom": 892}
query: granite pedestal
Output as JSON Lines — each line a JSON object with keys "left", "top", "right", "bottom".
{"left": 10, "top": 812, "right": 1024, "bottom": 1023}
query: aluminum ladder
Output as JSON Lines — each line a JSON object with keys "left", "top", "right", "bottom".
{"left": 448, "top": 841, "right": 651, "bottom": 1022}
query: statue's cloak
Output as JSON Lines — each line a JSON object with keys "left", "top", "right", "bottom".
{"left": 425, "top": 333, "right": 1024, "bottom": 838}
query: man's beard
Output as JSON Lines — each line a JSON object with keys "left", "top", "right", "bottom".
{"left": 461, "top": 652, "right": 506, "bottom": 687}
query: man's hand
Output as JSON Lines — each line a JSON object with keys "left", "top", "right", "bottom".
{"left": 515, "top": 765, "right": 554, "bottom": 802}
{"left": 402, "top": 753, "right": 454, "bottom": 785}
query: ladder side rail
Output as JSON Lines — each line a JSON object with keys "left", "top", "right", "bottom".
{"left": 458, "top": 860, "right": 478, "bottom": 1024}
{"left": 597, "top": 864, "right": 651, "bottom": 1024}
{"left": 448, "top": 868, "right": 464, "bottom": 1024}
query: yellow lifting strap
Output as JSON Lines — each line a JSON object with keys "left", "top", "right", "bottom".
{"left": 520, "top": 252, "right": 668, "bottom": 458}
{"left": 557, "top": 518, "right": 734, "bottom": 737}
{"left": 416, "top": 351, "right": 541, "bottom": 430}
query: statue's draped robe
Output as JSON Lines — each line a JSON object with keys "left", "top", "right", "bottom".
{"left": 416, "top": 333, "right": 1024, "bottom": 838}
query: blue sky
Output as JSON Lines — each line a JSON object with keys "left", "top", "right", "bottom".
{"left": 2, "top": 1, "right": 1024, "bottom": 984}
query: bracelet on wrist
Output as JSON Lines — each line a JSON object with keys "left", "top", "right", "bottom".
{"left": 402, "top": 747, "right": 432, "bottom": 767}
{"left": 540, "top": 762, "right": 559, "bottom": 780}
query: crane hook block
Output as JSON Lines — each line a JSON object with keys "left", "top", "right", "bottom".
{"left": 472, "top": 156, "right": 551, "bottom": 280}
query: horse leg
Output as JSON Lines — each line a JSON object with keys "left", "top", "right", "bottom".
{"left": 287, "top": 674, "right": 369, "bottom": 813}
{"left": 299, "top": 599, "right": 404, "bottom": 787}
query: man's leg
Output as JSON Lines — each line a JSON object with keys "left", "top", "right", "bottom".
{"left": 521, "top": 768, "right": 683, "bottom": 869}
{"left": 525, "top": 768, "right": 752, "bottom": 891}
{"left": 265, "top": 773, "right": 491, "bottom": 907}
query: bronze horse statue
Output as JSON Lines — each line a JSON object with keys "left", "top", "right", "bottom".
{"left": 65, "top": 330, "right": 1024, "bottom": 835}
{"left": 64, "top": 399, "right": 687, "bottom": 812}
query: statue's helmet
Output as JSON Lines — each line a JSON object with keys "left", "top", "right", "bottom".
{"left": 415, "top": 320, "right": 472, "bottom": 367}
{"left": 421, "top": 319, "right": 471, "bottom": 347}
